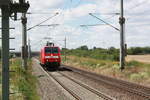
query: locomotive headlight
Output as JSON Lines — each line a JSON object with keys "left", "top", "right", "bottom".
{"left": 45, "top": 56, "right": 58, "bottom": 58}
{"left": 53, "top": 56, "right": 59, "bottom": 58}
{"left": 45, "top": 56, "right": 50, "bottom": 58}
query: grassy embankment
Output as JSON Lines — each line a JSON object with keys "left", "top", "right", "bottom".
{"left": 62, "top": 55, "right": 150, "bottom": 87}
{"left": 0, "top": 61, "right": 1, "bottom": 99}
{"left": 0, "top": 59, "right": 39, "bottom": 100}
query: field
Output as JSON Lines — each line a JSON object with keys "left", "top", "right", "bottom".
{"left": 62, "top": 55, "right": 150, "bottom": 87}
{"left": 126, "top": 55, "right": 150, "bottom": 64}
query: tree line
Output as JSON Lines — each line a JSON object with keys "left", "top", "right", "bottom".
{"left": 62, "top": 46, "right": 150, "bottom": 61}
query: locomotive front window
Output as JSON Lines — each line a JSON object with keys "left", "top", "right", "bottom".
{"left": 45, "top": 47, "right": 59, "bottom": 54}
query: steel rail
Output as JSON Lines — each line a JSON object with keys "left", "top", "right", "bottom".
{"left": 47, "top": 71, "right": 81, "bottom": 100}
{"left": 58, "top": 71, "right": 115, "bottom": 100}
{"left": 37, "top": 58, "right": 114, "bottom": 100}
{"left": 34, "top": 58, "right": 81, "bottom": 100}
{"left": 99, "top": 74, "right": 150, "bottom": 93}
{"left": 62, "top": 65, "right": 150, "bottom": 99}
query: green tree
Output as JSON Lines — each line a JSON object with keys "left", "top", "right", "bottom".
{"left": 77, "top": 45, "right": 88, "bottom": 50}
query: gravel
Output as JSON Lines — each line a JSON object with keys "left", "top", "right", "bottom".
{"left": 32, "top": 59, "right": 70, "bottom": 100}
{"left": 49, "top": 72, "right": 105, "bottom": 100}
{"left": 59, "top": 67, "right": 146, "bottom": 100}
{"left": 32, "top": 58, "right": 147, "bottom": 100}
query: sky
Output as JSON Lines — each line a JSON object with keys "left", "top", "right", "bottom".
{"left": 1, "top": 0, "right": 150, "bottom": 51}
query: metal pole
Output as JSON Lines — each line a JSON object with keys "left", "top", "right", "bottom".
{"left": 1, "top": 6, "right": 10, "bottom": 100}
{"left": 21, "top": 13, "right": 27, "bottom": 69}
{"left": 64, "top": 37, "right": 66, "bottom": 61}
{"left": 28, "top": 38, "right": 31, "bottom": 59}
{"left": 119, "top": 0, "right": 125, "bottom": 70}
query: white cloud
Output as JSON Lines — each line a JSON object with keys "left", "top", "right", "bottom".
{"left": 28, "top": 0, "right": 65, "bottom": 10}
{"left": 1, "top": 0, "right": 149, "bottom": 51}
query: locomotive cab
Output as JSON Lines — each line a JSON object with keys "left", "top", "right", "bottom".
{"left": 40, "top": 45, "right": 61, "bottom": 68}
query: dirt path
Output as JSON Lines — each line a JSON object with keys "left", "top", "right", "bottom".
{"left": 126, "top": 55, "right": 150, "bottom": 64}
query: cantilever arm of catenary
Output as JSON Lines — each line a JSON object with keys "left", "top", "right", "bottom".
{"left": 27, "top": 12, "right": 59, "bottom": 31}
{"left": 89, "top": 13, "right": 120, "bottom": 31}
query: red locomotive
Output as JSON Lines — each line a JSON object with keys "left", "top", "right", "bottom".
{"left": 40, "top": 42, "right": 61, "bottom": 68}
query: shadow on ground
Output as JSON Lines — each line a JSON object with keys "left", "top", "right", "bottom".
{"left": 42, "top": 65, "right": 72, "bottom": 72}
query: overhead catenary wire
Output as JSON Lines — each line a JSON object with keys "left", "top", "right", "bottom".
{"left": 69, "top": 0, "right": 81, "bottom": 8}
{"left": 39, "top": 24, "right": 60, "bottom": 41}
{"left": 124, "top": 0, "right": 150, "bottom": 26}
{"left": 27, "top": 12, "right": 59, "bottom": 31}
{"left": 89, "top": 13, "right": 120, "bottom": 31}
{"left": 123, "top": 0, "right": 149, "bottom": 21}
{"left": 38, "top": 24, "right": 60, "bottom": 27}
{"left": 27, "top": 12, "right": 58, "bottom": 15}
{"left": 80, "top": 24, "right": 106, "bottom": 27}
{"left": 90, "top": 13, "right": 120, "bottom": 15}
{"left": 91, "top": 0, "right": 148, "bottom": 16}
{"left": 125, "top": 0, "right": 148, "bottom": 13}
{"left": 31, "top": 40, "right": 45, "bottom": 50}
{"left": 28, "top": 2, "right": 65, "bottom": 49}
{"left": 31, "top": 39, "right": 43, "bottom": 46}
{"left": 30, "top": 23, "right": 60, "bottom": 51}
{"left": 75, "top": 0, "right": 81, "bottom": 7}
{"left": 31, "top": 37, "right": 63, "bottom": 51}
{"left": 104, "top": 15, "right": 116, "bottom": 20}
{"left": 29, "top": 0, "right": 66, "bottom": 48}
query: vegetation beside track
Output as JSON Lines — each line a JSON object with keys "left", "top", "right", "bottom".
{"left": 61, "top": 46, "right": 150, "bottom": 62}
{"left": 0, "top": 58, "right": 39, "bottom": 100}
{"left": 0, "top": 62, "right": 2, "bottom": 99}
{"left": 62, "top": 46, "right": 119, "bottom": 61}
{"left": 61, "top": 46, "right": 150, "bottom": 86}
{"left": 62, "top": 55, "right": 150, "bottom": 87}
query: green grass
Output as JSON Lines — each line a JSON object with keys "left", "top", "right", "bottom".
{"left": 62, "top": 55, "right": 150, "bottom": 84}
{"left": 125, "top": 60, "right": 150, "bottom": 82}
{"left": 0, "top": 61, "right": 1, "bottom": 99}
{"left": 126, "top": 60, "right": 143, "bottom": 67}
{"left": 62, "top": 55, "right": 119, "bottom": 72}
{"left": 0, "top": 59, "right": 40, "bottom": 100}
{"left": 62, "top": 48, "right": 119, "bottom": 61}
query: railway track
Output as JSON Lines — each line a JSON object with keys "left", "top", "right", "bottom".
{"left": 57, "top": 71, "right": 115, "bottom": 100}
{"left": 47, "top": 71, "right": 81, "bottom": 100}
{"left": 35, "top": 59, "right": 115, "bottom": 100}
{"left": 34, "top": 58, "right": 150, "bottom": 99}
{"left": 46, "top": 70, "right": 115, "bottom": 100}
{"left": 62, "top": 65, "right": 150, "bottom": 100}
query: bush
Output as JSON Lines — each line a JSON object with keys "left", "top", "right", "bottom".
{"left": 130, "top": 72, "right": 149, "bottom": 81}
{"left": 127, "top": 47, "right": 150, "bottom": 55}
{"left": 126, "top": 61, "right": 141, "bottom": 67}
{"left": 61, "top": 46, "right": 119, "bottom": 61}
{"left": 130, "top": 73, "right": 142, "bottom": 81}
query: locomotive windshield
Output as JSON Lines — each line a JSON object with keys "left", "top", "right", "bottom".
{"left": 45, "top": 47, "right": 59, "bottom": 54}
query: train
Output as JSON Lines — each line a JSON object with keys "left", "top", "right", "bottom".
{"left": 40, "top": 42, "right": 61, "bottom": 69}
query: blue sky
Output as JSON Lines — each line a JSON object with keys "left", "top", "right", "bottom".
{"left": 1, "top": 0, "right": 150, "bottom": 51}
